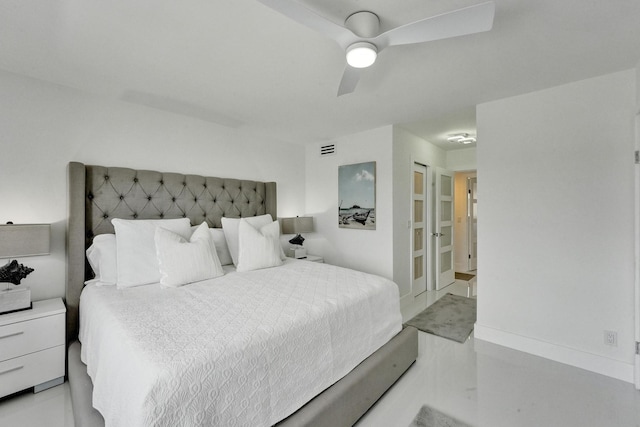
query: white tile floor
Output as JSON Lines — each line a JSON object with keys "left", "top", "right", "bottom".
{"left": 358, "top": 278, "right": 640, "bottom": 427}
{"left": 1, "top": 277, "right": 639, "bottom": 427}
{"left": 0, "top": 378, "right": 74, "bottom": 427}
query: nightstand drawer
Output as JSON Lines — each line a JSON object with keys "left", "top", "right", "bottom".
{"left": 0, "top": 345, "right": 65, "bottom": 398}
{"left": 0, "top": 313, "right": 65, "bottom": 362}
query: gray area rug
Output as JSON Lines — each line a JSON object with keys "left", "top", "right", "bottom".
{"left": 404, "top": 293, "right": 477, "bottom": 343}
{"left": 409, "top": 405, "right": 472, "bottom": 427}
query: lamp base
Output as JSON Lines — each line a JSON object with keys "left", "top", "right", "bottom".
{"left": 288, "top": 247, "right": 307, "bottom": 259}
{"left": 0, "top": 286, "right": 31, "bottom": 315}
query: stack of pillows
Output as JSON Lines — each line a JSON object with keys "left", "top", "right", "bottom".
{"left": 85, "top": 214, "right": 286, "bottom": 289}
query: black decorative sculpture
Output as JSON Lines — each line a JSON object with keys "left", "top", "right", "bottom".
{"left": 288, "top": 233, "right": 305, "bottom": 246}
{"left": 0, "top": 260, "right": 34, "bottom": 285}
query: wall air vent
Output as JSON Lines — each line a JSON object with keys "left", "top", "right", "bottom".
{"left": 320, "top": 143, "right": 336, "bottom": 157}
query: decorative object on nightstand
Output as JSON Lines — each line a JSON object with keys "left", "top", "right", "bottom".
{"left": 0, "top": 298, "right": 66, "bottom": 398}
{"left": 281, "top": 216, "right": 313, "bottom": 259}
{"left": 0, "top": 223, "right": 50, "bottom": 314}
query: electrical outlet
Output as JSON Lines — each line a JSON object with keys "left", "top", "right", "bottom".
{"left": 604, "top": 330, "right": 617, "bottom": 347}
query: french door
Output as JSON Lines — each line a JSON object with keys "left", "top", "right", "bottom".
{"left": 412, "top": 163, "right": 429, "bottom": 296}
{"left": 435, "top": 168, "right": 455, "bottom": 289}
{"left": 634, "top": 114, "right": 640, "bottom": 389}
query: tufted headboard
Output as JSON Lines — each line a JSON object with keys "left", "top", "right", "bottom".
{"left": 65, "top": 162, "right": 277, "bottom": 344}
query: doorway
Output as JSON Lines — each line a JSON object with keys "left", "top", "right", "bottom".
{"left": 467, "top": 176, "right": 478, "bottom": 271}
{"left": 454, "top": 171, "right": 477, "bottom": 274}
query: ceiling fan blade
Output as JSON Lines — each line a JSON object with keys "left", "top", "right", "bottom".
{"left": 374, "top": 1, "right": 495, "bottom": 50}
{"left": 337, "top": 66, "right": 362, "bottom": 96}
{"left": 257, "top": 0, "right": 355, "bottom": 47}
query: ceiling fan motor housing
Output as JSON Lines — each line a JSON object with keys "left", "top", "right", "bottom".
{"left": 345, "top": 11, "right": 380, "bottom": 38}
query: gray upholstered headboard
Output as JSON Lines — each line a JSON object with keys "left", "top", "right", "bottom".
{"left": 65, "top": 162, "right": 277, "bottom": 344}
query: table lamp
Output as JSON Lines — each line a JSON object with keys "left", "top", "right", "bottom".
{"left": 0, "top": 223, "right": 50, "bottom": 314}
{"left": 281, "top": 216, "right": 313, "bottom": 259}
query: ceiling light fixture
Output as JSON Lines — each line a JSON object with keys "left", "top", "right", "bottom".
{"left": 447, "top": 133, "right": 476, "bottom": 144}
{"left": 346, "top": 42, "right": 378, "bottom": 68}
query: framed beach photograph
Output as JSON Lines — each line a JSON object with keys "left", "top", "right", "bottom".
{"left": 338, "top": 161, "right": 376, "bottom": 230}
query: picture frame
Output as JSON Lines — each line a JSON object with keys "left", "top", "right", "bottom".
{"left": 338, "top": 161, "right": 376, "bottom": 230}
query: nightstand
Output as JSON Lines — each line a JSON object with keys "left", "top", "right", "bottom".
{"left": 304, "top": 255, "right": 324, "bottom": 263}
{"left": 0, "top": 298, "right": 66, "bottom": 398}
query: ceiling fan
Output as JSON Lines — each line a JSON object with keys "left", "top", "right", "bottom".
{"left": 256, "top": 0, "right": 495, "bottom": 96}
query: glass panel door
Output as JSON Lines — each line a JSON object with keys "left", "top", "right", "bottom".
{"left": 412, "top": 163, "right": 428, "bottom": 296}
{"left": 435, "top": 168, "right": 455, "bottom": 289}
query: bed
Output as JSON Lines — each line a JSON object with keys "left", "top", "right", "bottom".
{"left": 65, "top": 161, "right": 418, "bottom": 427}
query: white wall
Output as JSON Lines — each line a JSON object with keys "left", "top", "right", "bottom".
{"left": 0, "top": 70, "right": 305, "bottom": 302}
{"left": 447, "top": 147, "right": 477, "bottom": 171}
{"left": 392, "top": 127, "right": 446, "bottom": 302}
{"left": 476, "top": 70, "right": 637, "bottom": 382}
{"left": 304, "top": 126, "right": 394, "bottom": 279}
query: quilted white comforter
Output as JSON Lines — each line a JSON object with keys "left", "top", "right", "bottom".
{"left": 79, "top": 259, "right": 402, "bottom": 426}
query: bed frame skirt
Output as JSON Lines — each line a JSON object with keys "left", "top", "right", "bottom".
{"left": 68, "top": 326, "right": 418, "bottom": 427}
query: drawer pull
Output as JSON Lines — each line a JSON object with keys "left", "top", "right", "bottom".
{"left": 0, "top": 331, "right": 24, "bottom": 340}
{"left": 0, "top": 365, "right": 24, "bottom": 376}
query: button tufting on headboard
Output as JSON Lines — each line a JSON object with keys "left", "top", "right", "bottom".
{"left": 83, "top": 165, "right": 273, "bottom": 246}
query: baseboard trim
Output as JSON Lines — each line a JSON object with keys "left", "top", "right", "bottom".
{"left": 474, "top": 324, "right": 634, "bottom": 383}
{"left": 399, "top": 292, "right": 414, "bottom": 311}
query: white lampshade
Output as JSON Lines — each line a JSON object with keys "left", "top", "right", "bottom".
{"left": 0, "top": 224, "right": 51, "bottom": 258}
{"left": 346, "top": 42, "right": 377, "bottom": 68}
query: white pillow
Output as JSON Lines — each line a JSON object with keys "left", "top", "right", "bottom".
{"left": 210, "top": 228, "right": 233, "bottom": 265}
{"left": 190, "top": 225, "right": 233, "bottom": 266}
{"left": 221, "top": 214, "right": 285, "bottom": 266}
{"left": 85, "top": 234, "right": 117, "bottom": 286}
{"left": 236, "top": 220, "right": 284, "bottom": 272}
{"left": 112, "top": 218, "right": 191, "bottom": 288}
{"left": 156, "top": 222, "right": 224, "bottom": 287}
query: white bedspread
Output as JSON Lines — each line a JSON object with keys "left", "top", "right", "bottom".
{"left": 79, "top": 259, "right": 402, "bottom": 426}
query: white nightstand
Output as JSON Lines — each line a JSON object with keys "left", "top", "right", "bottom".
{"left": 0, "top": 298, "right": 66, "bottom": 398}
{"left": 287, "top": 254, "right": 325, "bottom": 263}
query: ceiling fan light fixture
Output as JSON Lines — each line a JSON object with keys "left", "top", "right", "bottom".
{"left": 447, "top": 133, "right": 467, "bottom": 142}
{"left": 447, "top": 133, "right": 476, "bottom": 144}
{"left": 346, "top": 42, "right": 377, "bottom": 68}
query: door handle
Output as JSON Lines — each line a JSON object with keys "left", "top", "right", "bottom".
{"left": 432, "top": 232, "right": 445, "bottom": 237}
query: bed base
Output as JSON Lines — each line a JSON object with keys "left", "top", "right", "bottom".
{"left": 68, "top": 326, "right": 418, "bottom": 427}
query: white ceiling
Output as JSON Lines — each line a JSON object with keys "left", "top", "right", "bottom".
{"left": 1, "top": 0, "right": 639, "bottom": 150}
